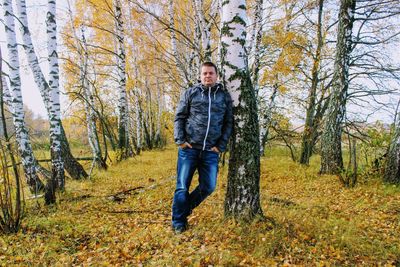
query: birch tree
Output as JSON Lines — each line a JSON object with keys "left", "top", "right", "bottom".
{"left": 193, "top": 0, "right": 214, "bottom": 60}
{"left": 45, "top": 0, "right": 64, "bottom": 203}
{"left": 249, "top": 0, "right": 264, "bottom": 94}
{"left": 221, "top": 0, "right": 263, "bottom": 220}
{"left": 0, "top": 45, "right": 23, "bottom": 234}
{"left": 15, "top": 0, "right": 88, "bottom": 181}
{"left": 80, "top": 28, "right": 107, "bottom": 169}
{"left": 320, "top": 0, "right": 356, "bottom": 174}
{"left": 2, "top": 0, "right": 45, "bottom": 193}
{"left": 64, "top": 1, "right": 107, "bottom": 170}
{"left": 114, "top": 0, "right": 132, "bottom": 160}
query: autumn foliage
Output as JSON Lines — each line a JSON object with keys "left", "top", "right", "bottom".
{"left": 0, "top": 146, "right": 399, "bottom": 265}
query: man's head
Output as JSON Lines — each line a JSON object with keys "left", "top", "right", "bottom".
{"left": 200, "top": 62, "right": 218, "bottom": 87}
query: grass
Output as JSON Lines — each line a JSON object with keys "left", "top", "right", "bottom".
{"left": 0, "top": 145, "right": 399, "bottom": 265}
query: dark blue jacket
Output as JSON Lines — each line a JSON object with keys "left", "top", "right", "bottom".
{"left": 174, "top": 83, "right": 233, "bottom": 152}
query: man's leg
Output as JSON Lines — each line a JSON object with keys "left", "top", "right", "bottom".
{"left": 172, "top": 148, "right": 198, "bottom": 229}
{"left": 188, "top": 150, "right": 219, "bottom": 210}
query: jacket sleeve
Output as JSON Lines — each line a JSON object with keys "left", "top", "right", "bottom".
{"left": 174, "top": 89, "right": 190, "bottom": 145}
{"left": 216, "top": 91, "right": 233, "bottom": 152}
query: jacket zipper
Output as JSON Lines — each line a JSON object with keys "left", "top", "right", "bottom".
{"left": 203, "top": 88, "right": 212, "bottom": 150}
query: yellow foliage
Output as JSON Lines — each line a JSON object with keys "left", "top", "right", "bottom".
{"left": 260, "top": 5, "right": 308, "bottom": 91}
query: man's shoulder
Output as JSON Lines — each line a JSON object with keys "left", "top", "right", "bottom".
{"left": 184, "top": 84, "right": 201, "bottom": 94}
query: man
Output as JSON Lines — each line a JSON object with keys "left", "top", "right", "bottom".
{"left": 172, "top": 62, "right": 233, "bottom": 233}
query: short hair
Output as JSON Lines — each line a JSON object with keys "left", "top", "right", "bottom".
{"left": 201, "top": 61, "right": 218, "bottom": 74}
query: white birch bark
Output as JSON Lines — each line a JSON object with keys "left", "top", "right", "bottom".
{"left": 1, "top": 76, "right": 13, "bottom": 114}
{"left": 193, "top": 0, "right": 211, "bottom": 60}
{"left": 46, "top": 0, "right": 65, "bottom": 197}
{"left": 15, "top": 0, "right": 88, "bottom": 180}
{"left": 134, "top": 89, "right": 142, "bottom": 153}
{"left": 191, "top": 18, "right": 201, "bottom": 82}
{"left": 114, "top": 0, "right": 131, "bottom": 159}
{"left": 221, "top": 0, "right": 263, "bottom": 220}
{"left": 2, "top": 0, "right": 44, "bottom": 193}
{"left": 168, "top": 0, "right": 179, "bottom": 68}
{"left": 79, "top": 27, "right": 106, "bottom": 169}
{"left": 66, "top": 0, "right": 106, "bottom": 170}
{"left": 155, "top": 77, "right": 163, "bottom": 146}
{"left": 249, "top": 0, "right": 263, "bottom": 94}
{"left": 132, "top": 57, "right": 142, "bottom": 154}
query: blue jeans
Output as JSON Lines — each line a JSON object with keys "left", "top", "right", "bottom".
{"left": 172, "top": 147, "right": 219, "bottom": 228}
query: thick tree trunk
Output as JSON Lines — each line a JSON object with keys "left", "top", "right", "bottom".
{"left": 300, "top": 0, "right": 325, "bottom": 165}
{"left": 60, "top": 124, "right": 88, "bottom": 179}
{"left": 46, "top": 0, "right": 64, "bottom": 202}
{"left": 2, "top": 0, "right": 44, "bottom": 193}
{"left": 222, "top": 0, "right": 263, "bottom": 220}
{"left": 114, "top": 0, "right": 132, "bottom": 160}
{"left": 320, "top": 0, "right": 356, "bottom": 175}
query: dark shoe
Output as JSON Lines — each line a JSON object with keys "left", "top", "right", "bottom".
{"left": 174, "top": 227, "right": 185, "bottom": 234}
{"left": 172, "top": 224, "right": 187, "bottom": 234}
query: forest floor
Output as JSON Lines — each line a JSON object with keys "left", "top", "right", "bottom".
{"left": 1, "top": 146, "right": 399, "bottom": 266}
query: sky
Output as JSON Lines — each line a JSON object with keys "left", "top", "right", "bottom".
{"left": 0, "top": 0, "right": 70, "bottom": 118}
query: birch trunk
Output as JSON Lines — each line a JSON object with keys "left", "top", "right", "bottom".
{"left": 80, "top": 28, "right": 107, "bottom": 169}
{"left": 114, "top": 0, "right": 132, "bottom": 160}
{"left": 16, "top": 0, "right": 88, "bottom": 180}
{"left": 193, "top": 0, "right": 211, "bottom": 60}
{"left": 132, "top": 61, "right": 142, "bottom": 154}
{"left": 46, "top": 0, "right": 64, "bottom": 202}
{"left": 300, "top": 0, "right": 324, "bottom": 165}
{"left": 134, "top": 89, "right": 142, "bottom": 154}
{"left": 249, "top": 0, "right": 263, "bottom": 95}
{"left": 320, "top": 0, "right": 356, "bottom": 174}
{"left": 2, "top": 0, "right": 44, "bottom": 193}
{"left": 154, "top": 78, "right": 163, "bottom": 147}
{"left": 222, "top": 0, "right": 263, "bottom": 220}
{"left": 1, "top": 76, "right": 13, "bottom": 110}
{"left": 65, "top": 2, "right": 106, "bottom": 170}
{"left": 384, "top": 111, "right": 400, "bottom": 184}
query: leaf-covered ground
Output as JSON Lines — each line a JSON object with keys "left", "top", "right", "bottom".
{"left": 1, "top": 146, "right": 399, "bottom": 266}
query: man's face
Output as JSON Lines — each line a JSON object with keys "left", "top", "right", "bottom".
{"left": 200, "top": 66, "right": 218, "bottom": 87}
